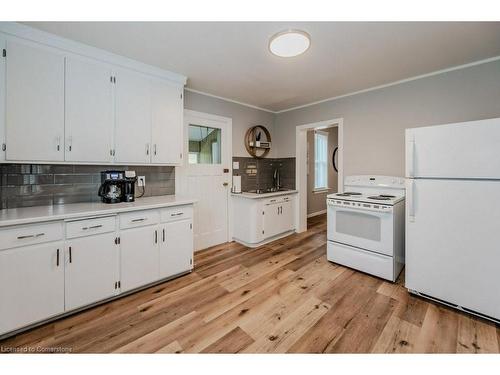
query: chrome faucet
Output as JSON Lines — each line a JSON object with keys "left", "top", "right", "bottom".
{"left": 273, "top": 168, "right": 281, "bottom": 190}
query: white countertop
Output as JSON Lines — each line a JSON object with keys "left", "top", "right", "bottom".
{"left": 0, "top": 195, "right": 197, "bottom": 227}
{"left": 231, "top": 190, "right": 298, "bottom": 199}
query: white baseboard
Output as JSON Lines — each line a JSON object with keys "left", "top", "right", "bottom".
{"left": 307, "top": 209, "right": 327, "bottom": 218}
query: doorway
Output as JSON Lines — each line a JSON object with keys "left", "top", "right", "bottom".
{"left": 178, "top": 110, "right": 232, "bottom": 251}
{"left": 306, "top": 127, "right": 339, "bottom": 217}
{"left": 295, "top": 118, "right": 344, "bottom": 233}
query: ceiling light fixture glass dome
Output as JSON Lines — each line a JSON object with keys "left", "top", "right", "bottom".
{"left": 269, "top": 29, "right": 311, "bottom": 57}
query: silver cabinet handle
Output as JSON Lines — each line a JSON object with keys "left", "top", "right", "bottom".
{"left": 163, "top": 228, "right": 165, "bottom": 242}
{"left": 146, "top": 144, "right": 150, "bottom": 156}
{"left": 154, "top": 230, "right": 158, "bottom": 244}
{"left": 17, "top": 232, "right": 45, "bottom": 240}
{"left": 154, "top": 144, "right": 157, "bottom": 156}
{"left": 82, "top": 224, "right": 103, "bottom": 230}
{"left": 69, "top": 246, "right": 73, "bottom": 263}
{"left": 170, "top": 212, "right": 184, "bottom": 217}
{"left": 56, "top": 249, "right": 60, "bottom": 267}
{"left": 132, "top": 218, "right": 147, "bottom": 223}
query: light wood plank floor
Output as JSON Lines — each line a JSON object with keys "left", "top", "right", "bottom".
{"left": 1, "top": 214, "right": 499, "bottom": 353}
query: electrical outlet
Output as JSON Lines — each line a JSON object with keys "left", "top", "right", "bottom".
{"left": 138, "top": 176, "right": 146, "bottom": 187}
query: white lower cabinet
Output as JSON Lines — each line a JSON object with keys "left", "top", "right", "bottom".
{"left": 160, "top": 219, "right": 194, "bottom": 279}
{"left": 232, "top": 193, "right": 296, "bottom": 247}
{"left": 120, "top": 225, "right": 160, "bottom": 293}
{"left": 0, "top": 242, "right": 65, "bottom": 335}
{"left": 64, "top": 232, "right": 119, "bottom": 311}
{"left": 263, "top": 202, "right": 282, "bottom": 239}
{"left": 0, "top": 203, "right": 194, "bottom": 337}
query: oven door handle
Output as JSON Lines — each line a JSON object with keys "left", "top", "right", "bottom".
{"left": 331, "top": 206, "right": 392, "bottom": 215}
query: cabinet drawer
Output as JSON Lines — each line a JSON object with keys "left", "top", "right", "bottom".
{"left": 327, "top": 241, "right": 394, "bottom": 281}
{"left": 119, "top": 210, "right": 160, "bottom": 229}
{"left": 66, "top": 216, "right": 116, "bottom": 239}
{"left": 160, "top": 205, "right": 193, "bottom": 223}
{"left": 0, "top": 222, "right": 63, "bottom": 250}
{"left": 262, "top": 195, "right": 294, "bottom": 206}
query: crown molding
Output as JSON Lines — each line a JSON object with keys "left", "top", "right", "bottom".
{"left": 184, "top": 88, "right": 276, "bottom": 113}
{"left": 275, "top": 55, "right": 500, "bottom": 114}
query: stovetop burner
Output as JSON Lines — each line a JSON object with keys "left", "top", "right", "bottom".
{"left": 367, "top": 195, "right": 392, "bottom": 201}
{"left": 336, "top": 192, "right": 361, "bottom": 196}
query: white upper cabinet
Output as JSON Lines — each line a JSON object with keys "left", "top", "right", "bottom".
{"left": 65, "top": 56, "right": 114, "bottom": 163}
{"left": 0, "top": 35, "right": 5, "bottom": 162}
{"left": 0, "top": 25, "right": 186, "bottom": 165}
{"left": 5, "top": 38, "right": 65, "bottom": 161}
{"left": 151, "top": 79, "right": 183, "bottom": 164}
{"left": 114, "top": 68, "right": 152, "bottom": 164}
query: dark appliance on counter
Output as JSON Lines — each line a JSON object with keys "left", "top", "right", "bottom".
{"left": 123, "top": 171, "right": 137, "bottom": 202}
{"left": 98, "top": 170, "right": 126, "bottom": 204}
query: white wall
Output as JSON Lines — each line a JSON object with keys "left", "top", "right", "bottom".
{"left": 275, "top": 60, "right": 500, "bottom": 178}
{"left": 184, "top": 90, "right": 276, "bottom": 158}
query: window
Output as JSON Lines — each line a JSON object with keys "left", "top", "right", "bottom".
{"left": 188, "top": 124, "right": 221, "bottom": 164}
{"left": 314, "top": 131, "right": 328, "bottom": 190}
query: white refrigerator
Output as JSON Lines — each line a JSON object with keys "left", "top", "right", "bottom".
{"left": 405, "top": 117, "right": 500, "bottom": 322}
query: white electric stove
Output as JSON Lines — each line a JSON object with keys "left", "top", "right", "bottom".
{"left": 326, "top": 175, "right": 405, "bottom": 282}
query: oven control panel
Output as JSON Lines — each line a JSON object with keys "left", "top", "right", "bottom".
{"left": 327, "top": 199, "right": 393, "bottom": 213}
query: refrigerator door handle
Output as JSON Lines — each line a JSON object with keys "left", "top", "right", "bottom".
{"left": 407, "top": 179, "right": 415, "bottom": 222}
{"left": 407, "top": 136, "right": 416, "bottom": 177}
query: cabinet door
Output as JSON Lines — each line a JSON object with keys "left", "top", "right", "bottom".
{"left": 151, "top": 79, "right": 183, "bottom": 164}
{"left": 65, "top": 233, "right": 119, "bottom": 311}
{"left": 114, "top": 68, "right": 151, "bottom": 164}
{"left": 159, "top": 219, "right": 193, "bottom": 279}
{"left": 5, "top": 38, "right": 65, "bottom": 161}
{"left": 279, "top": 200, "right": 295, "bottom": 233}
{"left": 0, "top": 35, "right": 5, "bottom": 162}
{"left": 0, "top": 242, "right": 64, "bottom": 335}
{"left": 263, "top": 203, "right": 282, "bottom": 238}
{"left": 120, "top": 225, "right": 159, "bottom": 292}
{"left": 65, "top": 56, "right": 114, "bottom": 163}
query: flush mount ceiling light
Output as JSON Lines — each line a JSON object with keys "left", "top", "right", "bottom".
{"left": 269, "top": 29, "right": 311, "bottom": 57}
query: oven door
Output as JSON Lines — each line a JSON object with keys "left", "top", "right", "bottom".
{"left": 327, "top": 200, "right": 394, "bottom": 256}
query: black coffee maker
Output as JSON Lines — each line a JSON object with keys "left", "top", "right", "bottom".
{"left": 98, "top": 170, "right": 125, "bottom": 204}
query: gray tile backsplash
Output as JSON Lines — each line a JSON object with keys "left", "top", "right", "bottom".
{"left": 0, "top": 164, "right": 175, "bottom": 210}
{"left": 232, "top": 157, "right": 295, "bottom": 192}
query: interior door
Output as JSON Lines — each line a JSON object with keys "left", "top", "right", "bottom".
{"left": 160, "top": 220, "right": 193, "bottom": 278}
{"left": 179, "top": 111, "right": 231, "bottom": 251}
{"left": 64, "top": 233, "right": 119, "bottom": 311}
{"left": 65, "top": 56, "right": 114, "bottom": 163}
{"left": 0, "top": 242, "right": 64, "bottom": 335}
{"left": 114, "top": 68, "right": 152, "bottom": 164}
{"left": 406, "top": 178, "right": 500, "bottom": 320}
{"left": 120, "top": 225, "right": 159, "bottom": 292}
{"left": 151, "top": 79, "right": 183, "bottom": 164}
{"left": 406, "top": 118, "right": 500, "bottom": 179}
{"left": 5, "top": 38, "right": 65, "bottom": 162}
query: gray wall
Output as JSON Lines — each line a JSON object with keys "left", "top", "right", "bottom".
{"left": 275, "top": 60, "right": 500, "bottom": 178}
{"left": 184, "top": 90, "right": 276, "bottom": 158}
{"left": 307, "top": 127, "right": 338, "bottom": 215}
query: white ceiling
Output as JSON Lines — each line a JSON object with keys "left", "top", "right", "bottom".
{"left": 24, "top": 22, "right": 500, "bottom": 112}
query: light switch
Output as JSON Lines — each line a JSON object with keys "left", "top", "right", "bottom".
{"left": 233, "top": 161, "right": 240, "bottom": 169}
